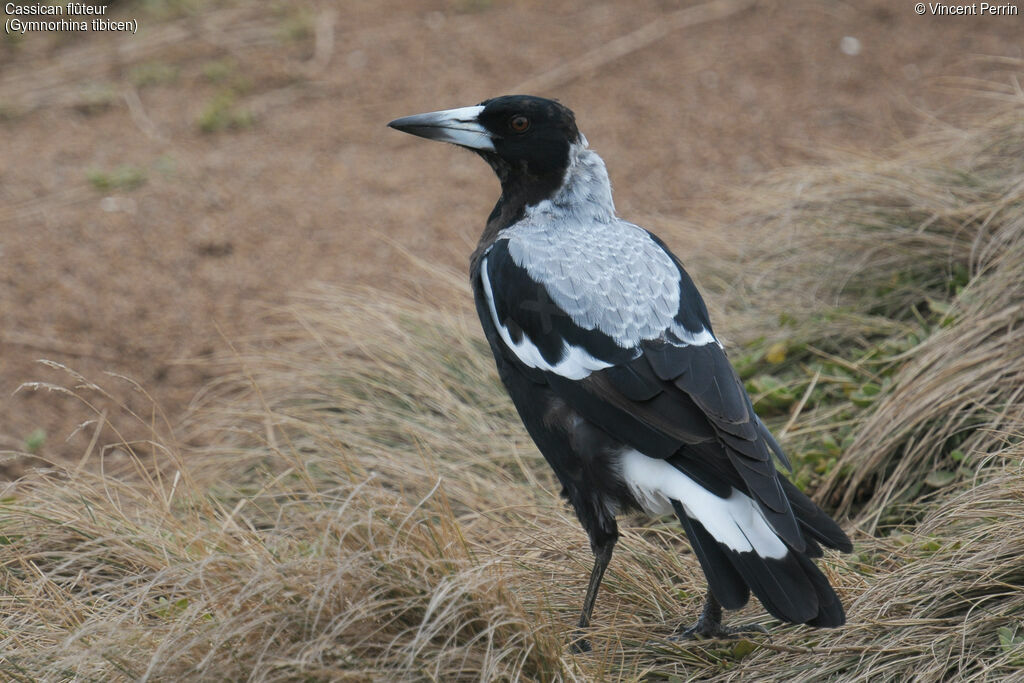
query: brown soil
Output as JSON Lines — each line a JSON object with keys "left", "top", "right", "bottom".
{"left": 0, "top": 0, "right": 1021, "bottom": 475}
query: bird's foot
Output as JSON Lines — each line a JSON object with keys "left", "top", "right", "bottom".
{"left": 568, "top": 630, "right": 593, "bottom": 653}
{"left": 671, "top": 619, "right": 767, "bottom": 641}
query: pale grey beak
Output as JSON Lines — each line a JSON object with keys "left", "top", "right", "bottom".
{"left": 387, "top": 105, "right": 495, "bottom": 151}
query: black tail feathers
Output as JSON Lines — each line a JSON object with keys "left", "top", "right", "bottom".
{"left": 671, "top": 486, "right": 849, "bottom": 628}
{"left": 780, "top": 476, "right": 852, "bottom": 553}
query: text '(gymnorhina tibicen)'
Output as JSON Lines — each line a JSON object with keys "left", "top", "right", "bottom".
{"left": 388, "top": 95, "right": 852, "bottom": 651}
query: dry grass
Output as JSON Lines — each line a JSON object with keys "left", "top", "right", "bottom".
{"left": 725, "top": 99, "right": 1024, "bottom": 527}
{"left": 2, "top": 97, "right": 1024, "bottom": 680}
{"left": 0, "top": 293, "right": 575, "bottom": 681}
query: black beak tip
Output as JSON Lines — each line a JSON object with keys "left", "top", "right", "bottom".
{"left": 387, "top": 115, "right": 419, "bottom": 133}
{"left": 387, "top": 120, "right": 422, "bottom": 139}
{"left": 386, "top": 118, "right": 439, "bottom": 141}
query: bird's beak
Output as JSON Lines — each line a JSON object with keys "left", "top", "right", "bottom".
{"left": 387, "top": 105, "right": 495, "bottom": 152}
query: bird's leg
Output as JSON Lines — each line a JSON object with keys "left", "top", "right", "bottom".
{"left": 569, "top": 531, "right": 617, "bottom": 654}
{"left": 679, "top": 590, "right": 724, "bottom": 639}
{"left": 673, "top": 590, "right": 768, "bottom": 640}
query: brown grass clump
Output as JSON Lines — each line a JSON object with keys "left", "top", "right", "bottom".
{"left": 0, "top": 292, "right": 574, "bottom": 681}
{"left": 714, "top": 450, "right": 1024, "bottom": 682}
{"left": 728, "top": 99, "right": 1024, "bottom": 528}
{"left": 2, "top": 97, "right": 1024, "bottom": 679}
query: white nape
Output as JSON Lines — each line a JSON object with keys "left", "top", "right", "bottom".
{"left": 617, "top": 449, "right": 788, "bottom": 559}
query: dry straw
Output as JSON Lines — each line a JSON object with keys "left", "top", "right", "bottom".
{"left": 2, "top": 94, "right": 1023, "bottom": 680}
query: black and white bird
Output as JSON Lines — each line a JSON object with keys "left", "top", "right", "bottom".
{"left": 388, "top": 95, "right": 851, "bottom": 650}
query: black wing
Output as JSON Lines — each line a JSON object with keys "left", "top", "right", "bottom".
{"left": 479, "top": 237, "right": 804, "bottom": 550}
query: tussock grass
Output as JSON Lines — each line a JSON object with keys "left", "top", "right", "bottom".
{"left": 2, "top": 97, "right": 1024, "bottom": 679}
{"left": 716, "top": 453, "right": 1024, "bottom": 682}
{"left": 0, "top": 295, "right": 574, "bottom": 681}
{"left": 729, "top": 100, "right": 1024, "bottom": 527}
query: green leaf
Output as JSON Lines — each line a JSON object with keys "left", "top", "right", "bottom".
{"left": 820, "top": 434, "right": 841, "bottom": 457}
{"left": 730, "top": 639, "right": 757, "bottom": 660}
{"left": 926, "top": 297, "right": 951, "bottom": 317}
{"left": 925, "top": 470, "right": 957, "bottom": 488}
{"left": 998, "top": 626, "right": 1015, "bottom": 650}
{"left": 849, "top": 383, "right": 882, "bottom": 407}
{"left": 764, "top": 341, "right": 788, "bottom": 364}
{"left": 24, "top": 428, "right": 45, "bottom": 454}
{"left": 745, "top": 375, "right": 796, "bottom": 413}
{"left": 997, "top": 625, "right": 1024, "bottom": 665}
{"left": 890, "top": 532, "right": 915, "bottom": 546}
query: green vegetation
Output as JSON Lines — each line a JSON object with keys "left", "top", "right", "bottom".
{"left": 275, "top": 7, "right": 313, "bottom": 44}
{"left": 201, "top": 58, "right": 253, "bottom": 93}
{"left": 74, "top": 82, "right": 117, "bottom": 116}
{"left": 196, "top": 59, "right": 255, "bottom": 133}
{"left": 23, "top": 429, "right": 45, "bottom": 454}
{"left": 197, "top": 91, "right": 254, "bottom": 133}
{"left": 129, "top": 61, "right": 180, "bottom": 88}
{"left": 201, "top": 58, "right": 238, "bottom": 85}
{"left": 194, "top": 59, "right": 254, "bottom": 133}
{"left": 732, "top": 108, "right": 1024, "bottom": 531}
{"left": 86, "top": 164, "right": 147, "bottom": 191}
{"left": 1, "top": 101, "right": 1022, "bottom": 679}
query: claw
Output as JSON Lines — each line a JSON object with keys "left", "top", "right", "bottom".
{"left": 670, "top": 589, "right": 768, "bottom": 641}
{"left": 569, "top": 631, "right": 593, "bottom": 653}
{"left": 672, "top": 621, "right": 767, "bottom": 641}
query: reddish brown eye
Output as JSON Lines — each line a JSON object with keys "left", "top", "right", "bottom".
{"left": 510, "top": 115, "right": 530, "bottom": 133}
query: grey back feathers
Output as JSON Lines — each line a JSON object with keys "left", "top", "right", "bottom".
{"left": 500, "top": 143, "right": 703, "bottom": 349}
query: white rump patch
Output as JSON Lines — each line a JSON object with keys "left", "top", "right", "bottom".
{"left": 617, "top": 449, "right": 788, "bottom": 559}
{"left": 481, "top": 255, "right": 613, "bottom": 380}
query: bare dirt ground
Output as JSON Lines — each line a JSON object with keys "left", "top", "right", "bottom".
{"left": 1, "top": 0, "right": 1021, "bottom": 475}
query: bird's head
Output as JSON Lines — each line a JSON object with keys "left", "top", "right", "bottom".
{"left": 388, "top": 95, "right": 582, "bottom": 204}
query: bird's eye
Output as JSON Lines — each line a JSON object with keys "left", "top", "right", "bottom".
{"left": 510, "top": 115, "right": 530, "bottom": 133}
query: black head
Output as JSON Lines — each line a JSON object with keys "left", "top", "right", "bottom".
{"left": 388, "top": 95, "right": 581, "bottom": 204}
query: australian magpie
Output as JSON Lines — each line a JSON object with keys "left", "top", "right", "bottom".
{"left": 388, "top": 95, "right": 852, "bottom": 651}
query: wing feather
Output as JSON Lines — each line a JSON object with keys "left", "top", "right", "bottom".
{"left": 481, "top": 236, "right": 804, "bottom": 549}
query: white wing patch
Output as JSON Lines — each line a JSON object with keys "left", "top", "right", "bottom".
{"left": 671, "top": 322, "right": 720, "bottom": 347}
{"left": 618, "top": 449, "right": 788, "bottom": 559}
{"left": 481, "top": 255, "right": 613, "bottom": 380}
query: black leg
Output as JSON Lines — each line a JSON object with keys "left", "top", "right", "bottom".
{"left": 570, "top": 532, "right": 617, "bottom": 653}
{"left": 673, "top": 589, "right": 767, "bottom": 640}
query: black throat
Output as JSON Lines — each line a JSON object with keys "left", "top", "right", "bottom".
{"left": 468, "top": 150, "right": 568, "bottom": 280}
